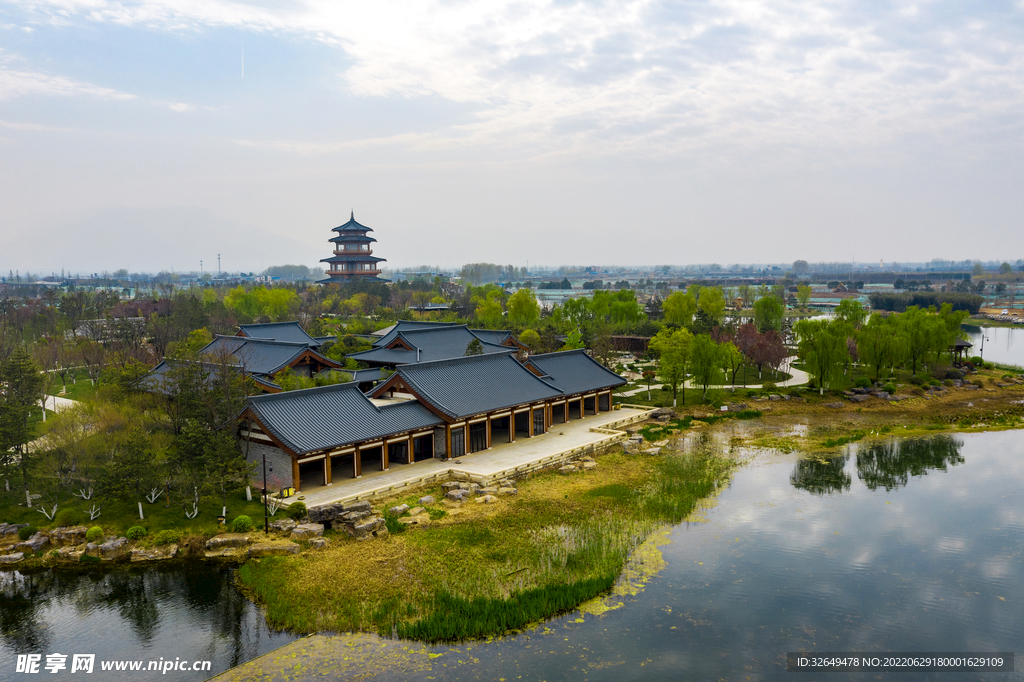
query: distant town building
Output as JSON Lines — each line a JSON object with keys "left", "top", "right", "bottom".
{"left": 318, "top": 212, "right": 389, "bottom": 284}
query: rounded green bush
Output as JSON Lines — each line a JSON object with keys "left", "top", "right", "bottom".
{"left": 286, "top": 502, "right": 308, "bottom": 521}
{"left": 762, "top": 382, "right": 778, "bottom": 392}
{"left": 854, "top": 377, "right": 872, "bottom": 388}
{"left": 232, "top": 515, "right": 254, "bottom": 533}
{"left": 943, "top": 378, "right": 955, "bottom": 387}
{"left": 909, "top": 375, "right": 924, "bottom": 386}
{"left": 660, "top": 384, "right": 672, "bottom": 392}
{"left": 883, "top": 383, "right": 897, "bottom": 394}
{"left": 18, "top": 525, "right": 37, "bottom": 541}
{"left": 85, "top": 526, "right": 104, "bottom": 543}
{"left": 125, "top": 526, "right": 147, "bottom": 541}
{"left": 152, "top": 529, "right": 180, "bottom": 546}
{"left": 54, "top": 508, "right": 82, "bottom": 527}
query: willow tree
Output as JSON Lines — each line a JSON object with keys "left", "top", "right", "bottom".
{"left": 794, "top": 319, "right": 848, "bottom": 395}
{"left": 650, "top": 327, "right": 693, "bottom": 407}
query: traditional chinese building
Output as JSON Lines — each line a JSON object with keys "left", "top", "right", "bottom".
{"left": 318, "top": 212, "right": 389, "bottom": 283}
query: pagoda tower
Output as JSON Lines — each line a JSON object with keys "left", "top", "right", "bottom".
{"left": 318, "top": 212, "right": 389, "bottom": 283}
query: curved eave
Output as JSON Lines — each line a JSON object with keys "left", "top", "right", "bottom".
{"left": 330, "top": 234, "right": 376, "bottom": 243}
{"left": 320, "top": 255, "right": 387, "bottom": 264}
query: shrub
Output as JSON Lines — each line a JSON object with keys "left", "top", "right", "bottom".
{"left": 286, "top": 502, "right": 308, "bottom": 521}
{"left": 929, "top": 379, "right": 941, "bottom": 387}
{"left": 943, "top": 379, "right": 954, "bottom": 387}
{"left": 54, "top": 508, "right": 82, "bottom": 527}
{"left": 909, "top": 375, "right": 924, "bottom": 386}
{"left": 946, "top": 369, "right": 964, "bottom": 380}
{"left": 762, "top": 382, "right": 778, "bottom": 392}
{"left": 660, "top": 385, "right": 672, "bottom": 392}
{"left": 85, "top": 526, "right": 104, "bottom": 543}
{"left": 232, "top": 515, "right": 254, "bottom": 533}
{"left": 911, "top": 386, "right": 925, "bottom": 396}
{"left": 18, "top": 525, "right": 37, "bottom": 541}
{"left": 883, "top": 383, "right": 897, "bottom": 394}
{"left": 969, "top": 356, "right": 983, "bottom": 365}
{"left": 125, "top": 526, "right": 147, "bottom": 541}
{"left": 153, "top": 530, "right": 180, "bottom": 546}
{"left": 854, "top": 377, "right": 871, "bottom": 388}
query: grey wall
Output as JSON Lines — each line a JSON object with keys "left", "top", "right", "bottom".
{"left": 245, "top": 442, "right": 294, "bottom": 491}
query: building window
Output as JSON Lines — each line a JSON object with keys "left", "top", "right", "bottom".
{"left": 450, "top": 427, "right": 465, "bottom": 458}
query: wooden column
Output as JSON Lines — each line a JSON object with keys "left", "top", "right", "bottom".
{"left": 510, "top": 417, "right": 516, "bottom": 443}
{"left": 325, "top": 456, "right": 333, "bottom": 485}
{"left": 354, "top": 446, "right": 362, "bottom": 478}
{"left": 382, "top": 444, "right": 389, "bottom": 472}
{"left": 526, "top": 410, "right": 533, "bottom": 438}
{"left": 579, "top": 397, "right": 585, "bottom": 419}
{"left": 408, "top": 434, "right": 415, "bottom": 465}
{"left": 292, "top": 458, "right": 300, "bottom": 492}
{"left": 486, "top": 418, "right": 492, "bottom": 449}
{"left": 594, "top": 393, "right": 600, "bottom": 414}
{"left": 563, "top": 401, "right": 568, "bottom": 423}
{"left": 446, "top": 426, "right": 452, "bottom": 460}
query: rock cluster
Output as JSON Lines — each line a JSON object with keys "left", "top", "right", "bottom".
{"left": 131, "top": 545, "right": 179, "bottom": 562}
{"left": 0, "top": 523, "right": 29, "bottom": 540}
{"left": 16, "top": 532, "right": 51, "bottom": 554}
{"left": 559, "top": 456, "right": 599, "bottom": 473}
{"left": 86, "top": 537, "right": 128, "bottom": 561}
{"left": 306, "top": 500, "right": 389, "bottom": 541}
{"left": 290, "top": 524, "right": 324, "bottom": 540}
{"left": 50, "top": 526, "right": 88, "bottom": 546}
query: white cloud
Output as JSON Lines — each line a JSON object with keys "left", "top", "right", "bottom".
{"left": 165, "top": 101, "right": 195, "bottom": 112}
{"left": 0, "top": 51, "right": 136, "bottom": 101}
{"left": 6, "top": 0, "right": 1024, "bottom": 159}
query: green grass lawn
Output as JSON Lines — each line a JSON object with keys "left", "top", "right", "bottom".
{"left": 48, "top": 369, "right": 100, "bottom": 402}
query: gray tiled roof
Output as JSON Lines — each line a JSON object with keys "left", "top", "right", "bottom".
{"left": 237, "top": 322, "right": 320, "bottom": 348}
{"left": 469, "top": 329, "right": 513, "bottom": 346}
{"left": 524, "top": 350, "right": 626, "bottom": 396}
{"left": 372, "top": 320, "right": 460, "bottom": 344}
{"left": 247, "top": 383, "right": 441, "bottom": 455}
{"left": 393, "top": 353, "right": 562, "bottom": 419}
{"left": 202, "top": 336, "right": 337, "bottom": 376}
{"left": 352, "top": 326, "right": 512, "bottom": 365}
{"left": 144, "top": 359, "right": 281, "bottom": 395}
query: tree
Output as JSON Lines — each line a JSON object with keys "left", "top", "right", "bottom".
{"left": 753, "top": 294, "right": 784, "bottom": 332}
{"left": 719, "top": 341, "right": 744, "bottom": 386}
{"left": 999, "top": 262, "right": 1012, "bottom": 275}
{"left": 857, "top": 314, "right": 902, "bottom": 382}
{"left": 642, "top": 369, "right": 656, "bottom": 400}
{"left": 690, "top": 334, "right": 720, "bottom": 401}
{"left": 464, "top": 338, "right": 484, "bottom": 356}
{"left": 972, "top": 262, "right": 984, "bottom": 276}
{"left": 559, "top": 329, "right": 585, "bottom": 351}
{"left": 796, "top": 284, "right": 812, "bottom": 309}
{"left": 794, "top": 319, "right": 848, "bottom": 395}
{"left": 650, "top": 327, "right": 693, "bottom": 407}
{"left": 792, "top": 260, "right": 809, "bottom": 274}
{"left": 506, "top": 289, "right": 540, "bottom": 328}
{"left": 835, "top": 299, "right": 866, "bottom": 329}
{"left": 519, "top": 328, "right": 541, "bottom": 351}
{"left": 0, "top": 348, "right": 44, "bottom": 505}
{"left": 697, "top": 287, "right": 726, "bottom": 326}
{"left": 662, "top": 291, "right": 697, "bottom": 327}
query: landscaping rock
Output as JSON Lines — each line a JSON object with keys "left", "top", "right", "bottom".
{"left": 418, "top": 495, "right": 435, "bottom": 505}
{"left": 50, "top": 526, "right": 88, "bottom": 546}
{"left": 582, "top": 462, "right": 598, "bottom": 470}
{"left": 0, "top": 552, "right": 25, "bottom": 564}
{"left": 824, "top": 402, "right": 845, "bottom": 409}
{"left": 95, "top": 537, "right": 128, "bottom": 561}
{"left": 16, "top": 533, "right": 50, "bottom": 554}
{"left": 341, "top": 516, "right": 388, "bottom": 542}
{"left": 0, "top": 523, "right": 28, "bottom": 540}
{"left": 290, "top": 524, "right": 325, "bottom": 540}
{"left": 650, "top": 407, "right": 677, "bottom": 419}
{"left": 408, "top": 506, "right": 425, "bottom": 516}
{"left": 559, "top": 465, "right": 578, "bottom": 474}
{"left": 398, "top": 513, "right": 430, "bottom": 526}
{"left": 642, "top": 447, "right": 663, "bottom": 456}
{"left": 249, "top": 542, "right": 300, "bottom": 557}
{"left": 476, "top": 487, "right": 498, "bottom": 496}
{"left": 963, "top": 384, "right": 980, "bottom": 390}
{"left": 206, "top": 533, "right": 251, "bottom": 550}
{"left": 768, "top": 394, "right": 781, "bottom": 401}
{"left": 852, "top": 387, "right": 869, "bottom": 395}
{"left": 498, "top": 478, "right": 515, "bottom": 488}
{"left": 652, "top": 440, "right": 669, "bottom": 448}
{"left": 622, "top": 441, "right": 640, "bottom": 455}
{"left": 474, "top": 495, "right": 498, "bottom": 504}
{"left": 442, "top": 481, "right": 463, "bottom": 491}
{"left": 952, "top": 379, "right": 964, "bottom": 387}
{"left": 848, "top": 395, "right": 870, "bottom": 403}
{"left": 269, "top": 518, "right": 297, "bottom": 533}
{"left": 445, "top": 489, "right": 469, "bottom": 501}
{"left": 875, "top": 392, "right": 890, "bottom": 400}
{"left": 389, "top": 504, "right": 410, "bottom": 516}
{"left": 497, "top": 487, "right": 518, "bottom": 496}
{"left": 309, "top": 538, "right": 329, "bottom": 549}
{"left": 307, "top": 500, "right": 372, "bottom": 527}
{"left": 131, "top": 545, "right": 179, "bottom": 562}
{"left": 56, "top": 546, "right": 84, "bottom": 560}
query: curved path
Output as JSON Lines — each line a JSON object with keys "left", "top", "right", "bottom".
{"left": 618, "top": 358, "right": 810, "bottom": 397}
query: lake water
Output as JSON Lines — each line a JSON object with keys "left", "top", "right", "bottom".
{"left": 2, "top": 429, "right": 1023, "bottom": 681}
{"left": 0, "top": 565, "right": 296, "bottom": 680}
{"left": 964, "top": 324, "right": 1024, "bottom": 368}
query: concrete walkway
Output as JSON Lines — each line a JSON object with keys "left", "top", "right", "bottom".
{"left": 618, "top": 357, "right": 809, "bottom": 397}
{"left": 291, "top": 407, "right": 653, "bottom": 508}
{"left": 43, "top": 395, "right": 78, "bottom": 413}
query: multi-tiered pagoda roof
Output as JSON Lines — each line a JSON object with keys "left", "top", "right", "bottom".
{"left": 318, "top": 212, "right": 389, "bottom": 283}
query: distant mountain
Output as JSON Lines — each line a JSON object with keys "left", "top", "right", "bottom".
{"left": 0, "top": 206, "right": 323, "bottom": 275}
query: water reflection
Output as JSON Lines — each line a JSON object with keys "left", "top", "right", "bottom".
{"left": 856, "top": 436, "right": 964, "bottom": 491}
{"left": 791, "top": 435, "right": 964, "bottom": 495}
{"left": 0, "top": 565, "right": 296, "bottom": 681}
{"left": 790, "top": 454, "right": 851, "bottom": 495}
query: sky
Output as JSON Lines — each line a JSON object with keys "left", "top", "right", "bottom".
{"left": 1, "top": 0, "right": 1023, "bottom": 275}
